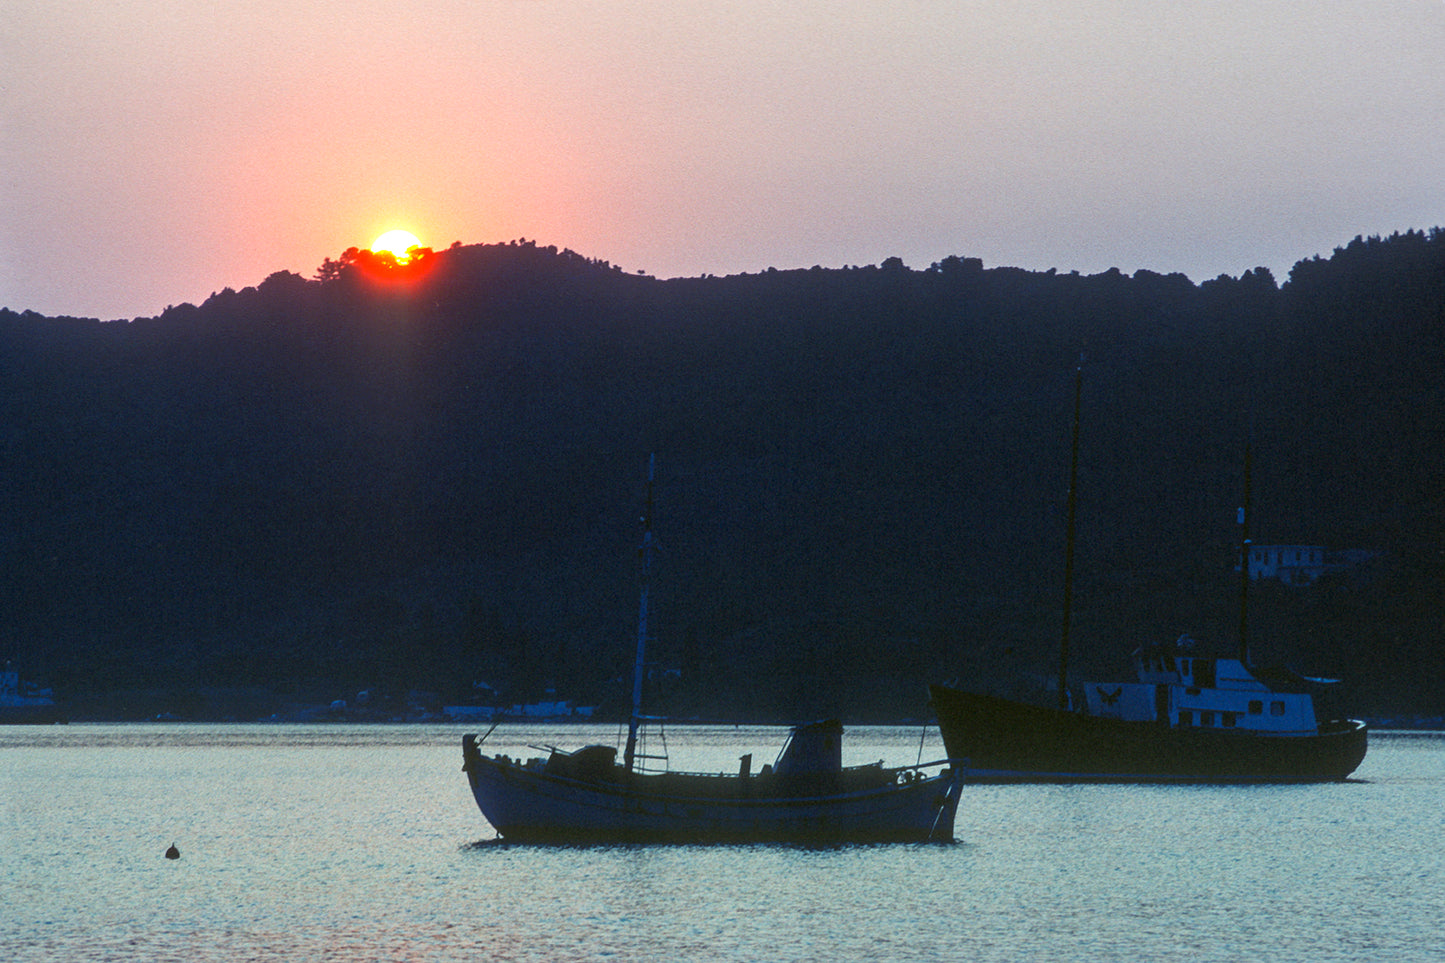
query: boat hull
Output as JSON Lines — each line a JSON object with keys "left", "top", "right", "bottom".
{"left": 928, "top": 684, "right": 1367, "bottom": 783}
{"left": 0, "top": 705, "right": 66, "bottom": 725}
{"left": 463, "top": 738, "right": 963, "bottom": 843}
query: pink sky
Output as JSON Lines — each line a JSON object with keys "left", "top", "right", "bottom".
{"left": 5, "top": 0, "right": 1444, "bottom": 320}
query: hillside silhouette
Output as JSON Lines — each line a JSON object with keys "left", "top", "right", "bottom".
{"left": 2, "top": 231, "right": 1442, "bottom": 721}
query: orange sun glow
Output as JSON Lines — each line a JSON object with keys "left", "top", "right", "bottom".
{"left": 370, "top": 229, "right": 423, "bottom": 263}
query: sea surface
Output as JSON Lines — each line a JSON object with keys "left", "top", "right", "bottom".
{"left": 2, "top": 723, "right": 1441, "bottom": 962}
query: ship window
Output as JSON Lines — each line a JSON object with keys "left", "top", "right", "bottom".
{"left": 1178, "top": 710, "right": 1192, "bottom": 726}
{"left": 1249, "top": 700, "right": 1263, "bottom": 714}
{"left": 1200, "top": 711, "right": 1215, "bottom": 727}
{"left": 1270, "top": 701, "right": 1285, "bottom": 716}
{"left": 1223, "top": 713, "right": 1238, "bottom": 727}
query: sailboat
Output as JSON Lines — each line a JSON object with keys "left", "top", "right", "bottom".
{"left": 929, "top": 365, "right": 1367, "bottom": 783}
{"left": 462, "top": 457, "right": 964, "bottom": 843}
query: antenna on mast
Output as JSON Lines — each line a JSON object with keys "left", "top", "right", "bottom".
{"left": 1237, "top": 435, "right": 1253, "bottom": 667}
{"left": 1058, "top": 355, "right": 1084, "bottom": 711}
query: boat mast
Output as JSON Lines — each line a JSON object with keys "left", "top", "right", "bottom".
{"left": 1236, "top": 438, "right": 1253, "bottom": 667}
{"left": 623, "top": 453, "right": 656, "bottom": 774}
{"left": 1058, "top": 358, "right": 1083, "bottom": 711}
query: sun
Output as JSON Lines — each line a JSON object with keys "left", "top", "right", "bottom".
{"left": 370, "top": 229, "right": 423, "bottom": 263}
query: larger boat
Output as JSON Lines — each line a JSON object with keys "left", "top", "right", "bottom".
{"left": 929, "top": 638, "right": 1367, "bottom": 783}
{"left": 929, "top": 365, "right": 1367, "bottom": 783}
{"left": 461, "top": 457, "right": 963, "bottom": 843}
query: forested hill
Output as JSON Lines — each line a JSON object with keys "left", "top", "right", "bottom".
{"left": 3, "top": 231, "right": 1442, "bottom": 721}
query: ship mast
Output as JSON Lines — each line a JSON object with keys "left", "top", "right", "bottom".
{"left": 623, "top": 453, "right": 656, "bottom": 774}
{"left": 1058, "top": 358, "right": 1083, "bottom": 711}
{"left": 1236, "top": 438, "right": 1253, "bottom": 667}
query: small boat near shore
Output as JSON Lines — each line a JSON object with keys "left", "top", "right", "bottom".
{"left": 461, "top": 456, "right": 963, "bottom": 843}
{"left": 1, "top": 663, "right": 65, "bottom": 725}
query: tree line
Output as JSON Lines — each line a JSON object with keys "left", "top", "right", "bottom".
{"left": 1, "top": 230, "right": 1441, "bottom": 720}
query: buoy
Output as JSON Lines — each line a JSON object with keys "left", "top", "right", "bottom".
{"left": 165, "top": 843, "right": 180, "bottom": 860}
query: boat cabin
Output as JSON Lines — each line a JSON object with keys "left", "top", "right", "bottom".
{"left": 773, "top": 719, "right": 843, "bottom": 775}
{"left": 1081, "top": 639, "right": 1320, "bottom": 736}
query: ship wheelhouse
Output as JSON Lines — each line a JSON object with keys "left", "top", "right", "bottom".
{"left": 1080, "top": 639, "right": 1321, "bottom": 736}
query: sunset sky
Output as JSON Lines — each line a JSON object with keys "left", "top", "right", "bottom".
{"left": 5, "top": 0, "right": 1443, "bottom": 321}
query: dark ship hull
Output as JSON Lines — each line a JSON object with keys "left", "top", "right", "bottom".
{"left": 0, "top": 704, "right": 67, "bottom": 725}
{"left": 928, "top": 684, "right": 1367, "bottom": 783}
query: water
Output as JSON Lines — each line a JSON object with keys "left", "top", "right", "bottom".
{"left": 2, "top": 724, "right": 1441, "bottom": 962}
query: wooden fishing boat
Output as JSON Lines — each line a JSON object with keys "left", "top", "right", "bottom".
{"left": 463, "top": 719, "right": 963, "bottom": 843}
{"left": 462, "top": 457, "right": 963, "bottom": 842}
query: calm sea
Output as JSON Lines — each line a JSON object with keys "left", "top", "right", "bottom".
{"left": 2, "top": 723, "right": 1440, "bottom": 962}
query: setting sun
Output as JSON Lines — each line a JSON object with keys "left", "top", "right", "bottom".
{"left": 370, "top": 229, "right": 423, "bottom": 262}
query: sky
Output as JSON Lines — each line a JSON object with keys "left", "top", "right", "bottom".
{"left": 4, "top": 0, "right": 1444, "bottom": 321}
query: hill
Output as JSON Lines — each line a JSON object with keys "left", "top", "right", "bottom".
{"left": 2, "top": 232, "right": 1442, "bottom": 720}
